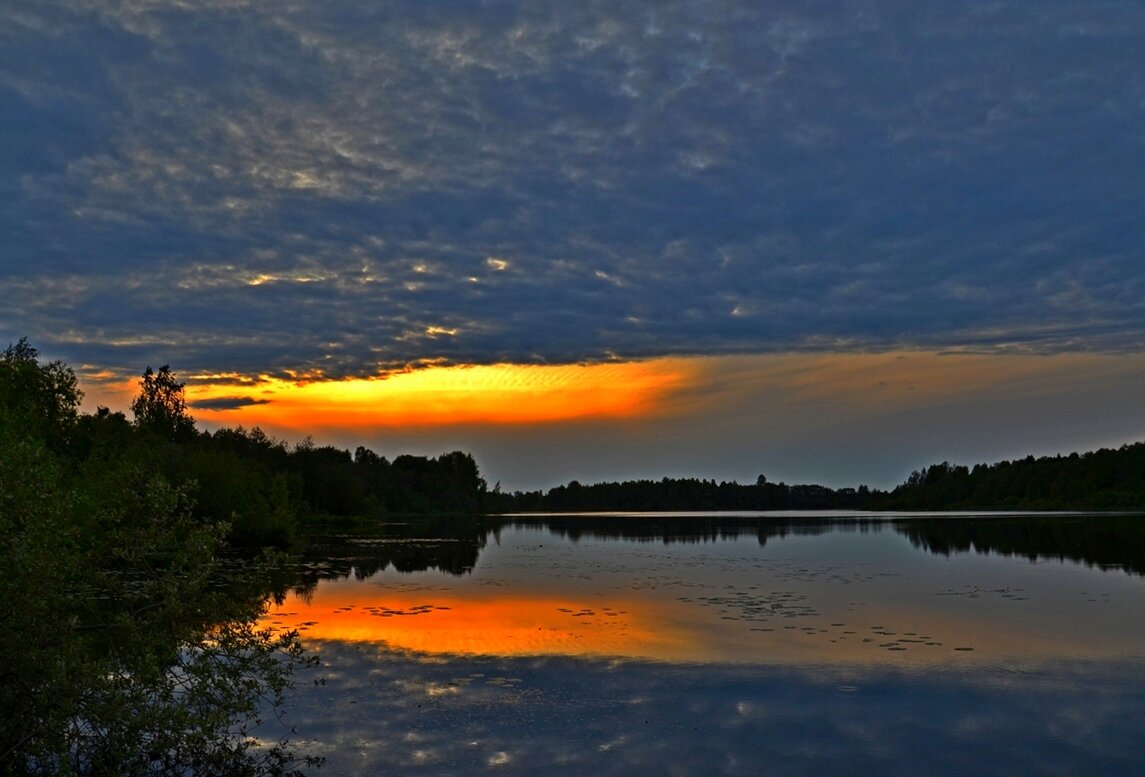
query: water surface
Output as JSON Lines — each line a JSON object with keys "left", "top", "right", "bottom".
{"left": 261, "top": 513, "right": 1145, "bottom": 775}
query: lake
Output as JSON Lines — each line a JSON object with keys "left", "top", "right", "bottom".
{"left": 259, "top": 513, "right": 1145, "bottom": 775}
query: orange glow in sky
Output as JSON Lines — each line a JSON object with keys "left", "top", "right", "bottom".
{"left": 79, "top": 350, "right": 1145, "bottom": 487}
{"left": 84, "top": 351, "right": 1142, "bottom": 432}
{"left": 183, "top": 360, "right": 698, "bottom": 432}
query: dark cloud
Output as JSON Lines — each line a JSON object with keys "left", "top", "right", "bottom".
{"left": 187, "top": 396, "right": 271, "bottom": 411}
{"left": 2, "top": 1, "right": 1144, "bottom": 376}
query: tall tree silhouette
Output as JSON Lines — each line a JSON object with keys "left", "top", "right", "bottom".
{"left": 131, "top": 365, "right": 195, "bottom": 442}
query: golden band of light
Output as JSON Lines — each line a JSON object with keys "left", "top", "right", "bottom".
{"left": 190, "top": 360, "right": 698, "bottom": 430}
{"left": 80, "top": 352, "right": 1145, "bottom": 444}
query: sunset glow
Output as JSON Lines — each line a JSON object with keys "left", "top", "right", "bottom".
{"left": 183, "top": 360, "right": 698, "bottom": 433}
{"left": 74, "top": 349, "right": 1145, "bottom": 493}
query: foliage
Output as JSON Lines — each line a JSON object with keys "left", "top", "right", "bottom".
{"left": 284, "top": 445, "right": 489, "bottom": 519}
{"left": 131, "top": 365, "right": 196, "bottom": 442}
{"left": 0, "top": 337, "right": 82, "bottom": 450}
{"left": 880, "top": 447, "right": 1145, "bottom": 510}
{"left": 0, "top": 343, "right": 318, "bottom": 775}
{"left": 117, "top": 365, "right": 491, "bottom": 537}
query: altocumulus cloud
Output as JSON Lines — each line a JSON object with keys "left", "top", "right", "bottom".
{"left": 3, "top": 1, "right": 1144, "bottom": 377}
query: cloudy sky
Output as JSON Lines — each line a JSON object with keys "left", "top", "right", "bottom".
{"left": 4, "top": 0, "right": 1144, "bottom": 490}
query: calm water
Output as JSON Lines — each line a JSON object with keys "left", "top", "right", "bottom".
{"left": 260, "top": 513, "right": 1145, "bottom": 775}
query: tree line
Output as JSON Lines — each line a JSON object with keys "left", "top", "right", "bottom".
{"left": 492, "top": 451, "right": 1145, "bottom": 513}
{"left": 491, "top": 476, "right": 874, "bottom": 512}
{"left": 19, "top": 355, "right": 492, "bottom": 549}
{"left": 878, "top": 449, "right": 1145, "bottom": 510}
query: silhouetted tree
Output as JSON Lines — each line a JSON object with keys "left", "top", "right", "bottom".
{"left": 131, "top": 365, "right": 195, "bottom": 442}
{"left": 0, "top": 337, "right": 82, "bottom": 449}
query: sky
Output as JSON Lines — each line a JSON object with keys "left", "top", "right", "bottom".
{"left": 3, "top": 0, "right": 1145, "bottom": 492}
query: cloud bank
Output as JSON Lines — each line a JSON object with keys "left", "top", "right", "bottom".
{"left": 3, "top": 1, "right": 1143, "bottom": 378}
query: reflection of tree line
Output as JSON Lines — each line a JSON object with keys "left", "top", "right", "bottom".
{"left": 270, "top": 517, "right": 499, "bottom": 599}
{"left": 897, "top": 515, "right": 1145, "bottom": 576}
{"left": 509, "top": 515, "right": 870, "bottom": 546}
{"left": 278, "top": 517, "right": 849, "bottom": 592}
{"left": 277, "top": 514, "right": 1145, "bottom": 591}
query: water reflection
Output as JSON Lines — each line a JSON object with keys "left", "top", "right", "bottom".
{"left": 287, "top": 516, "right": 498, "bottom": 582}
{"left": 896, "top": 513, "right": 1145, "bottom": 575}
{"left": 280, "top": 512, "right": 1145, "bottom": 583}
{"left": 273, "top": 645, "right": 1144, "bottom": 777}
{"left": 264, "top": 513, "right": 1145, "bottom": 665}
{"left": 266, "top": 587, "right": 700, "bottom": 660}
{"left": 261, "top": 513, "right": 1145, "bottom": 776}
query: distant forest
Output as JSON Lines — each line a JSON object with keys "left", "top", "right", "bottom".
{"left": 495, "top": 445, "right": 1145, "bottom": 513}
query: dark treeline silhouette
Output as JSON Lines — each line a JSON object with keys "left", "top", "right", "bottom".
{"left": 139, "top": 420, "right": 488, "bottom": 548}
{"left": 493, "top": 476, "right": 876, "bottom": 513}
{"left": 8, "top": 351, "right": 491, "bottom": 548}
{"left": 880, "top": 448, "right": 1145, "bottom": 510}
{"left": 77, "top": 411, "right": 491, "bottom": 548}
{"left": 9, "top": 340, "right": 1144, "bottom": 544}
{"left": 493, "top": 446, "right": 1145, "bottom": 513}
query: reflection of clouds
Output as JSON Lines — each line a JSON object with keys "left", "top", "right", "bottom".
{"left": 270, "top": 642, "right": 1145, "bottom": 776}
{"left": 3, "top": 1, "right": 1144, "bottom": 376}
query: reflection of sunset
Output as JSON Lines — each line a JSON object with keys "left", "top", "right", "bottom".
{"left": 261, "top": 574, "right": 1145, "bottom": 666}
{"left": 262, "top": 587, "right": 702, "bottom": 661}
{"left": 188, "top": 360, "right": 697, "bottom": 431}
